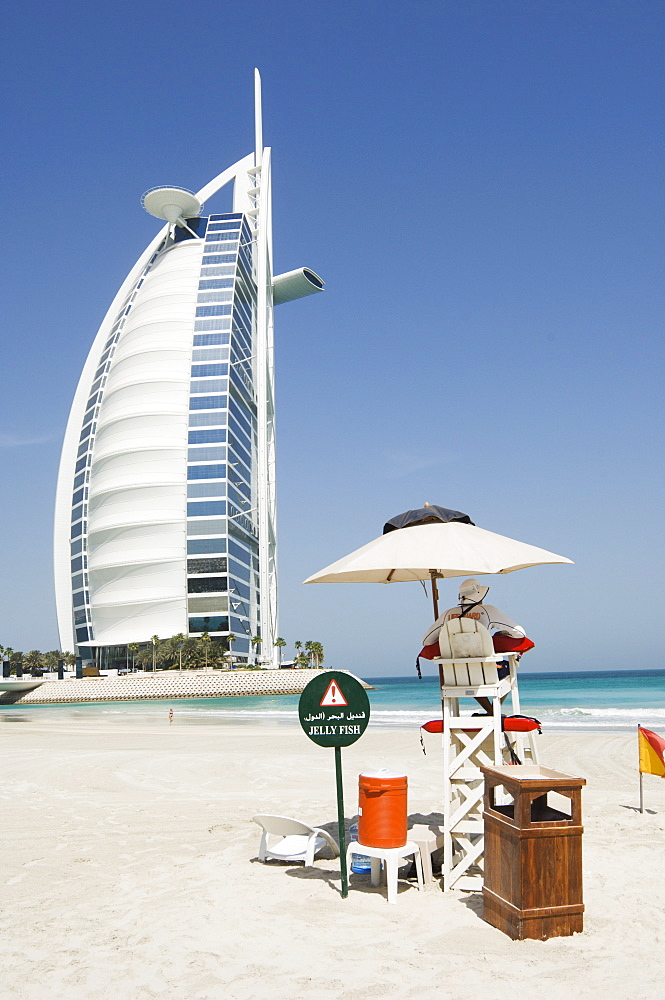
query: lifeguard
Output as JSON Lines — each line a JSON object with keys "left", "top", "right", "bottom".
{"left": 419, "top": 578, "right": 534, "bottom": 712}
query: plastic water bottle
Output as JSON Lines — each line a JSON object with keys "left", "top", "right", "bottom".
{"left": 348, "top": 822, "right": 372, "bottom": 874}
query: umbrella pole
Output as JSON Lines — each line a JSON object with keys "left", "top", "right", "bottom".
{"left": 430, "top": 571, "right": 440, "bottom": 619}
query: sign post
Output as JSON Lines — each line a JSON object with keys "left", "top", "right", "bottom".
{"left": 299, "top": 671, "right": 370, "bottom": 898}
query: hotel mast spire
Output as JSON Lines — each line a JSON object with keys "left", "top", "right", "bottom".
{"left": 254, "top": 68, "right": 263, "bottom": 169}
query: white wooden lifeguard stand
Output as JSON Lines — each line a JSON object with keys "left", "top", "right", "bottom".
{"left": 434, "top": 618, "right": 537, "bottom": 891}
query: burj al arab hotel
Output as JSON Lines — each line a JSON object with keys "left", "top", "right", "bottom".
{"left": 54, "top": 70, "right": 323, "bottom": 667}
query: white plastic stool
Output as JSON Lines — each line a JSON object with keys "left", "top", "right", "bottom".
{"left": 345, "top": 840, "right": 424, "bottom": 904}
{"left": 408, "top": 825, "right": 445, "bottom": 884}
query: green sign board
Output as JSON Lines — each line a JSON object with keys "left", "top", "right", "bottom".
{"left": 298, "top": 670, "right": 370, "bottom": 747}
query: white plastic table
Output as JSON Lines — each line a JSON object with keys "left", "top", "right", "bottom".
{"left": 345, "top": 840, "right": 424, "bottom": 904}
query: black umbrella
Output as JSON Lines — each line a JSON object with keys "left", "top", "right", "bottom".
{"left": 383, "top": 504, "right": 474, "bottom": 534}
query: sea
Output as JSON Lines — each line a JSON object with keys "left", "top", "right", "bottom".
{"left": 1, "top": 669, "right": 664, "bottom": 733}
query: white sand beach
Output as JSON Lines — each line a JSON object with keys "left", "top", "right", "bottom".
{"left": 1, "top": 716, "right": 663, "bottom": 1000}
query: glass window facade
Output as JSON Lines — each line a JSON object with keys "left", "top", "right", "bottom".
{"left": 193, "top": 332, "right": 231, "bottom": 346}
{"left": 188, "top": 596, "right": 229, "bottom": 612}
{"left": 187, "top": 576, "right": 227, "bottom": 594}
{"left": 190, "top": 379, "right": 228, "bottom": 395}
{"left": 189, "top": 395, "right": 227, "bottom": 411}
{"left": 188, "top": 616, "right": 228, "bottom": 634}
{"left": 187, "top": 518, "right": 226, "bottom": 536}
{"left": 191, "top": 364, "right": 229, "bottom": 378}
{"left": 188, "top": 429, "right": 227, "bottom": 444}
{"left": 187, "top": 538, "right": 227, "bottom": 555}
{"left": 187, "top": 481, "right": 227, "bottom": 498}
{"left": 187, "top": 557, "right": 227, "bottom": 574}
{"left": 191, "top": 348, "right": 229, "bottom": 362}
{"left": 187, "top": 447, "right": 227, "bottom": 463}
{"left": 184, "top": 213, "right": 258, "bottom": 652}
{"left": 189, "top": 412, "right": 228, "bottom": 428}
{"left": 187, "top": 500, "right": 227, "bottom": 517}
{"left": 187, "top": 464, "right": 227, "bottom": 480}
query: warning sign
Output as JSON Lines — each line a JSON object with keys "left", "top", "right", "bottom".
{"left": 298, "top": 670, "right": 371, "bottom": 748}
{"left": 320, "top": 679, "right": 348, "bottom": 707}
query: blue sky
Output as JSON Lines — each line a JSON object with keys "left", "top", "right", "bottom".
{"left": 0, "top": 1, "right": 663, "bottom": 673}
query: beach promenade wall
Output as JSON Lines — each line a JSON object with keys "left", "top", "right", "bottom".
{"left": 2, "top": 669, "right": 370, "bottom": 706}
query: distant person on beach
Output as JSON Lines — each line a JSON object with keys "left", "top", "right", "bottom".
{"left": 169, "top": 709, "right": 174, "bottom": 725}
{"left": 419, "top": 578, "right": 534, "bottom": 712}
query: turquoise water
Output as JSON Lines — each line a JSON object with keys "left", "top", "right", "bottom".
{"left": 2, "top": 670, "right": 664, "bottom": 732}
{"left": 363, "top": 670, "right": 665, "bottom": 731}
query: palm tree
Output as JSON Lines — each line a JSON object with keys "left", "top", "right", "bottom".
{"left": 150, "top": 635, "right": 159, "bottom": 672}
{"left": 24, "top": 650, "right": 43, "bottom": 675}
{"left": 275, "top": 637, "right": 286, "bottom": 665}
{"left": 251, "top": 634, "right": 262, "bottom": 665}
{"left": 294, "top": 641, "right": 302, "bottom": 663}
{"left": 128, "top": 643, "right": 138, "bottom": 672}
{"left": 154, "top": 637, "right": 169, "bottom": 668}
{"left": 173, "top": 633, "right": 186, "bottom": 671}
{"left": 201, "top": 632, "right": 211, "bottom": 669}
{"left": 295, "top": 652, "right": 309, "bottom": 669}
{"left": 225, "top": 633, "right": 237, "bottom": 670}
{"left": 179, "top": 637, "right": 199, "bottom": 668}
{"left": 134, "top": 644, "right": 152, "bottom": 670}
{"left": 156, "top": 635, "right": 182, "bottom": 670}
{"left": 42, "top": 651, "right": 61, "bottom": 672}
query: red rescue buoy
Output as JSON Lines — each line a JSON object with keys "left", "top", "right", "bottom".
{"left": 421, "top": 719, "right": 444, "bottom": 733}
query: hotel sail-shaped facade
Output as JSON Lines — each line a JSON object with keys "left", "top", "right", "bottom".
{"left": 54, "top": 71, "right": 323, "bottom": 666}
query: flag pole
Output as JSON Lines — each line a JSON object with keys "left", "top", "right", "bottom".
{"left": 334, "top": 746, "right": 348, "bottom": 898}
{"left": 637, "top": 722, "right": 665, "bottom": 810}
{"left": 638, "top": 724, "right": 644, "bottom": 814}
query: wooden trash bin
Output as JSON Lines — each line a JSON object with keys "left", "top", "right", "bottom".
{"left": 481, "top": 764, "right": 585, "bottom": 940}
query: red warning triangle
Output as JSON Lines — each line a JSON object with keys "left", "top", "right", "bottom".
{"left": 320, "top": 679, "right": 348, "bottom": 707}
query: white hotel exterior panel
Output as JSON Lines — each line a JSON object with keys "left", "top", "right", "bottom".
{"left": 85, "top": 240, "right": 202, "bottom": 645}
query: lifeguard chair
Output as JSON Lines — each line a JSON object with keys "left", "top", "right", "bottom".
{"left": 434, "top": 617, "right": 536, "bottom": 890}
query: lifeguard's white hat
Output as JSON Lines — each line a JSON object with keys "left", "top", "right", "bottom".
{"left": 458, "top": 578, "right": 490, "bottom": 604}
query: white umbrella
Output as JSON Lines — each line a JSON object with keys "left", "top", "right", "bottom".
{"left": 303, "top": 521, "right": 572, "bottom": 616}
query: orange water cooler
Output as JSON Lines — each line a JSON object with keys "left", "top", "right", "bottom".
{"left": 358, "top": 769, "right": 408, "bottom": 848}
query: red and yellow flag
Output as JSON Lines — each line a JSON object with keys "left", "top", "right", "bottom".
{"left": 638, "top": 726, "right": 665, "bottom": 778}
